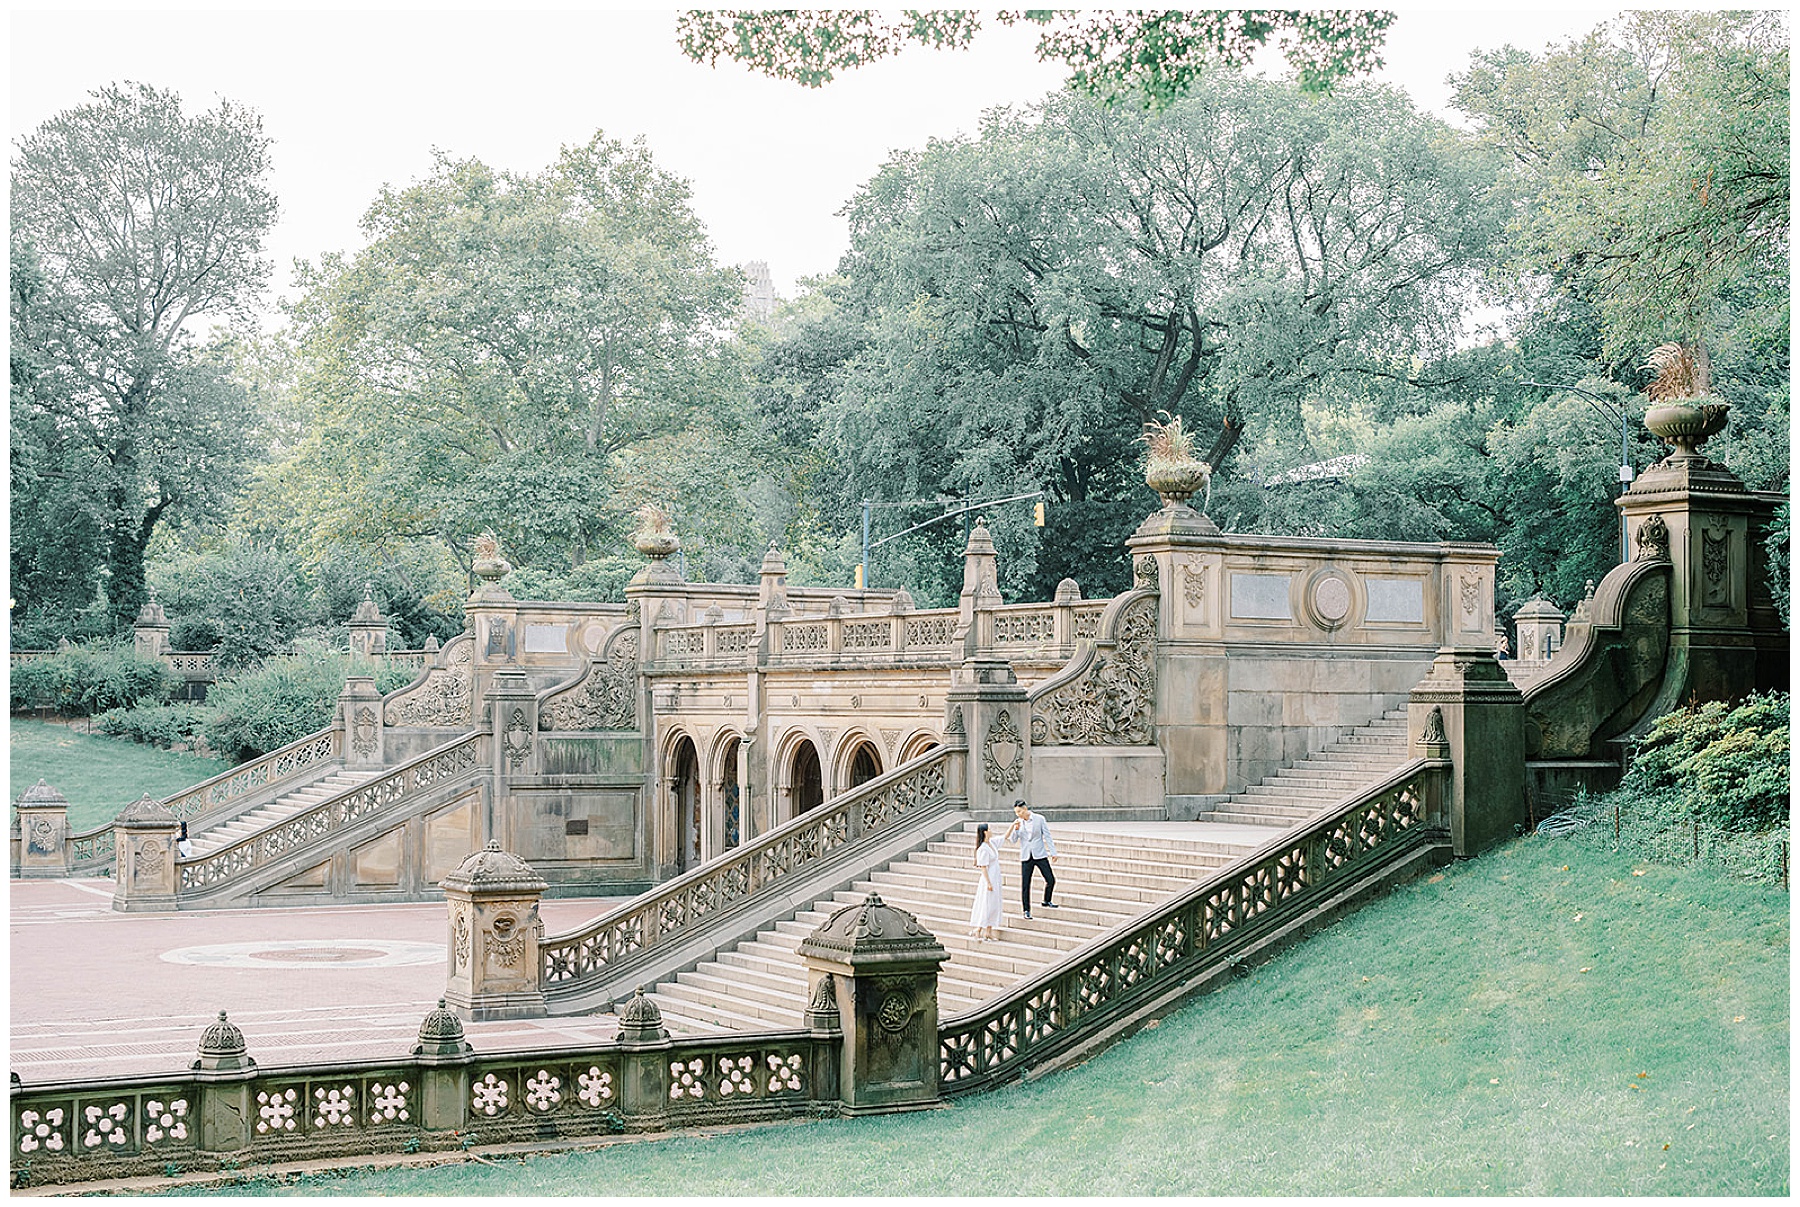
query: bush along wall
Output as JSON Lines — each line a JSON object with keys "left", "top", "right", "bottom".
{"left": 7, "top": 641, "right": 179, "bottom": 716}
{"left": 1582, "top": 692, "right": 1790, "bottom": 883}
{"left": 204, "top": 643, "right": 417, "bottom": 762}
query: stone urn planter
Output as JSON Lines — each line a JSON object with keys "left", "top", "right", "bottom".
{"left": 631, "top": 503, "right": 680, "bottom": 560}
{"left": 1644, "top": 398, "right": 1730, "bottom": 461}
{"left": 470, "top": 532, "right": 512, "bottom": 589}
{"left": 1140, "top": 414, "right": 1212, "bottom": 509}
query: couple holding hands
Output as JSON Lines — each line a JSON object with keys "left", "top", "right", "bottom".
{"left": 967, "top": 799, "right": 1058, "bottom": 942}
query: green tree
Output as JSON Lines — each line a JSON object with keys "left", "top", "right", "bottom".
{"left": 267, "top": 136, "right": 746, "bottom": 575}
{"left": 10, "top": 82, "right": 276, "bottom": 631}
{"left": 788, "top": 79, "right": 1495, "bottom": 599}
{"left": 678, "top": 10, "right": 1396, "bottom": 103}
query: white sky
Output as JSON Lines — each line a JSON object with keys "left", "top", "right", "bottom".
{"left": 12, "top": 7, "right": 1624, "bottom": 312}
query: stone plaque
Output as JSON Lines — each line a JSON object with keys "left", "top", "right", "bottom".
{"left": 523, "top": 623, "right": 569, "bottom": 654}
{"left": 1365, "top": 578, "right": 1425, "bottom": 623}
{"left": 1313, "top": 576, "right": 1351, "bottom": 623}
{"left": 1230, "top": 573, "right": 1292, "bottom": 620}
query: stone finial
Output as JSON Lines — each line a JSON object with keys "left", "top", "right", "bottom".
{"left": 133, "top": 596, "right": 168, "bottom": 627}
{"left": 963, "top": 517, "right": 996, "bottom": 557}
{"left": 805, "top": 972, "right": 842, "bottom": 1033}
{"left": 704, "top": 603, "right": 724, "bottom": 624}
{"left": 352, "top": 582, "right": 383, "bottom": 624}
{"left": 797, "top": 893, "right": 948, "bottom": 967}
{"left": 615, "top": 985, "right": 669, "bottom": 1045}
{"left": 17, "top": 779, "right": 68, "bottom": 807}
{"left": 889, "top": 587, "right": 914, "bottom": 614}
{"left": 423, "top": 634, "right": 441, "bottom": 652}
{"left": 1054, "top": 577, "right": 1082, "bottom": 604}
{"left": 413, "top": 998, "right": 472, "bottom": 1060}
{"left": 441, "top": 840, "right": 547, "bottom": 895}
{"left": 828, "top": 595, "right": 850, "bottom": 617}
{"left": 760, "top": 541, "right": 787, "bottom": 575}
{"left": 192, "top": 1010, "right": 254, "bottom": 1075}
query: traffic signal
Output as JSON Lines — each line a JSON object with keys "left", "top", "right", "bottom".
{"left": 1033, "top": 500, "right": 1046, "bottom": 527}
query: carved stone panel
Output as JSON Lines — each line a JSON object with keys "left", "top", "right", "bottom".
{"left": 981, "top": 709, "right": 1023, "bottom": 791}
{"left": 1031, "top": 595, "right": 1157, "bottom": 746}
{"left": 385, "top": 641, "right": 474, "bottom": 727}
{"left": 540, "top": 634, "right": 639, "bottom": 731}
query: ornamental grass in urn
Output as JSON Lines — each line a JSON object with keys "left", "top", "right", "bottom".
{"left": 631, "top": 503, "right": 680, "bottom": 559}
{"left": 1140, "top": 413, "right": 1212, "bottom": 508}
{"left": 1642, "top": 342, "right": 1729, "bottom": 462}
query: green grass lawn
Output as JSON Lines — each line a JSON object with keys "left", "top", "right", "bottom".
{"left": 186, "top": 832, "right": 1789, "bottom": 1197}
{"left": 9, "top": 718, "right": 230, "bottom": 831}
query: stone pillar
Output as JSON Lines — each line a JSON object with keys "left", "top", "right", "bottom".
{"left": 14, "top": 780, "right": 70, "bottom": 878}
{"left": 487, "top": 667, "right": 537, "bottom": 830}
{"left": 466, "top": 535, "right": 520, "bottom": 704}
{"left": 798, "top": 893, "right": 948, "bottom": 1115}
{"left": 412, "top": 998, "right": 474, "bottom": 1131}
{"left": 347, "top": 583, "right": 388, "bottom": 660}
{"left": 946, "top": 659, "right": 1029, "bottom": 819}
{"left": 442, "top": 841, "right": 548, "bottom": 1020}
{"left": 954, "top": 518, "right": 1003, "bottom": 658}
{"left": 338, "top": 675, "right": 385, "bottom": 771}
{"left": 1125, "top": 502, "right": 1223, "bottom": 797}
{"left": 132, "top": 592, "right": 170, "bottom": 660}
{"left": 1409, "top": 650, "right": 1525, "bottom": 856}
{"left": 613, "top": 987, "right": 673, "bottom": 1127}
{"left": 190, "top": 1012, "right": 256, "bottom": 1155}
{"left": 1617, "top": 428, "right": 1787, "bottom": 701}
{"left": 1512, "top": 597, "right": 1566, "bottom": 662}
{"left": 112, "top": 794, "right": 179, "bottom": 912}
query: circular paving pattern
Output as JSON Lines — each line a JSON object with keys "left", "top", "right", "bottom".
{"left": 160, "top": 939, "right": 445, "bottom": 969}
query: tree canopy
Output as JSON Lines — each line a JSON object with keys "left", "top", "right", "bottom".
{"left": 678, "top": 10, "right": 1396, "bottom": 103}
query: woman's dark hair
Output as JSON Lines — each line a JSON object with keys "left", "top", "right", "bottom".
{"left": 974, "top": 822, "right": 990, "bottom": 851}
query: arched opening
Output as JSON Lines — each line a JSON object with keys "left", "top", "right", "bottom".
{"left": 790, "top": 740, "right": 824, "bottom": 816}
{"left": 672, "top": 736, "right": 700, "bottom": 871}
{"left": 899, "top": 732, "right": 942, "bottom": 763}
{"left": 719, "top": 736, "right": 742, "bottom": 850}
{"left": 847, "top": 741, "right": 882, "bottom": 789}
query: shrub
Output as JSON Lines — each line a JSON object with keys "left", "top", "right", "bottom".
{"left": 7, "top": 641, "right": 179, "bottom": 716}
{"left": 204, "top": 642, "right": 413, "bottom": 762}
{"left": 168, "top": 616, "right": 222, "bottom": 652}
{"left": 1583, "top": 691, "right": 1791, "bottom": 882}
{"left": 93, "top": 703, "right": 215, "bottom": 750}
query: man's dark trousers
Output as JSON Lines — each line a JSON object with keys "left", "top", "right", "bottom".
{"left": 1021, "top": 856, "right": 1055, "bottom": 911}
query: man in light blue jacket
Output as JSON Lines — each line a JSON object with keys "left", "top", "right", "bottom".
{"left": 1004, "top": 799, "right": 1058, "bottom": 919}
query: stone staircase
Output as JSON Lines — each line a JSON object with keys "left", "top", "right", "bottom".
{"left": 1200, "top": 709, "right": 1411, "bottom": 827}
{"left": 186, "top": 769, "right": 382, "bottom": 857}
{"left": 647, "top": 824, "right": 1265, "bottom": 1035}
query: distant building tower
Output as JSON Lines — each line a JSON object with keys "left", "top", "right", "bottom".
{"left": 742, "top": 260, "right": 776, "bottom": 322}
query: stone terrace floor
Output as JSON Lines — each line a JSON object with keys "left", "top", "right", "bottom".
{"left": 10, "top": 820, "right": 1285, "bottom": 1085}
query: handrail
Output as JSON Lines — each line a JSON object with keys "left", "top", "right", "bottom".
{"left": 160, "top": 728, "right": 341, "bottom": 824}
{"left": 176, "top": 732, "right": 486, "bottom": 896}
{"left": 66, "top": 823, "right": 115, "bottom": 872}
{"left": 937, "top": 757, "right": 1450, "bottom": 1095}
{"left": 541, "top": 745, "right": 958, "bottom": 991}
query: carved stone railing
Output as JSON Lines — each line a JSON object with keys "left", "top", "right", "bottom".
{"left": 66, "top": 824, "right": 115, "bottom": 875}
{"left": 1027, "top": 589, "right": 1159, "bottom": 747}
{"left": 8, "top": 1027, "right": 836, "bottom": 1185}
{"left": 541, "top": 747, "right": 956, "bottom": 992}
{"left": 177, "top": 733, "right": 486, "bottom": 897}
{"left": 160, "top": 729, "right": 341, "bottom": 825}
{"left": 937, "top": 759, "right": 1450, "bottom": 1095}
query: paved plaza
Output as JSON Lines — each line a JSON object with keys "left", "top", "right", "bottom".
{"left": 10, "top": 880, "right": 633, "bottom": 1084}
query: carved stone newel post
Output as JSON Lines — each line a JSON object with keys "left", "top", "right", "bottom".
{"left": 613, "top": 986, "right": 673, "bottom": 1127}
{"left": 112, "top": 794, "right": 179, "bottom": 912}
{"left": 191, "top": 1011, "right": 256, "bottom": 1155}
{"left": 347, "top": 583, "right": 388, "bottom": 659}
{"left": 338, "top": 675, "right": 385, "bottom": 771}
{"left": 412, "top": 998, "right": 474, "bottom": 1130}
{"left": 798, "top": 892, "right": 949, "bottom": 1115}
{"left": 132, "top": 591, "right": 170, "bottom": 660}
{"left": 15, "top": 779, "right": 70, "bottom": 878}
{"left": 442, "top": 841, "right": 548, "bottom": 1020}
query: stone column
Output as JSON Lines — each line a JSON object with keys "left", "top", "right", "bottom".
{"left": 412, "top": 998, "right": 474, "bottom": 1131}
{"left": 487, "top": 667, "right": 537, "bottom": 834}
{"left": 946, "top": 659, "right": 1029, "bottom": 819}
{"left": 338, "top": 676, "right": 386, "bottom": 771}
{"left": 442, "top": 841, "right": 548, "bottom": 1020}
{"left": 798, "top": 893, "right": 949, "bottom": 1115}
{"left": 112, "top": 794, "right": 179, "bottom": 912}
{"left": 190, "top": 1012, "right": 256, "bottom": 1155}
{"left": 14, "top": 780, "right": 70, "bottom": 878}
{"left": 1408, "top": 649, "right": 1525, "bottom": 856}
{"left": 347, "top": 583, "right": 388, "bottom": 660}
{"left": 954, "top": 518, "right": 1003, "bottom": 659}
{"left": 132, "top": 592, "right": 170, "bottom": 660}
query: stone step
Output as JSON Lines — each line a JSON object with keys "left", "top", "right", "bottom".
{"left": 1201, "top": 809, "right": 1299, "bottom": 827}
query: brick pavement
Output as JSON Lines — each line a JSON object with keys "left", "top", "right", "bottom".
{"left": 9, "top": 879, "right": 633, "bottom": 1084}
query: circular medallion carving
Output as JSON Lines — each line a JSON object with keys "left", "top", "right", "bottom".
{"left": 876, "top": 992, "right": 912, "bottom": 1033}
{"left": 1314, "top": 576, "right": 1351, "bottom": 623}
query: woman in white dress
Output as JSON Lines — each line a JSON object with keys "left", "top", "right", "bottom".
{"left": 968, "top": 823, "right": 1003, "bottom": 942}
